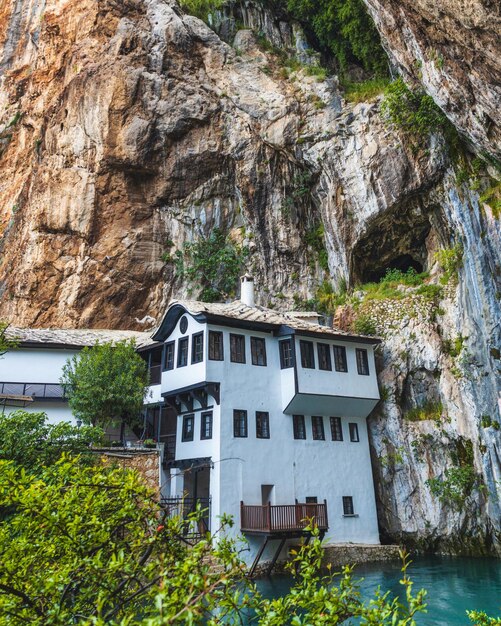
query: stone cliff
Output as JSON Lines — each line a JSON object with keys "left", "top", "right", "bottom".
{"left": 0, "top": 0, "right": 499, "bottom": 553}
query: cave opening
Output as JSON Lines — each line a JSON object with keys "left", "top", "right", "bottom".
{"left": 364, "top": 254, "right": 424, "bottom": 284}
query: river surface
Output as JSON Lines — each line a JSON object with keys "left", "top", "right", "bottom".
{"left": 254, "top": 556, "right": 501, "bottom": 625}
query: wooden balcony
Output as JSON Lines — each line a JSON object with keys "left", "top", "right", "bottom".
{"left": 240, "top": 500, "right": 328, "bottom": 536}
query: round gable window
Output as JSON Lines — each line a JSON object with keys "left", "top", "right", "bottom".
{"left": 179, "top": 316, "right": 188, "bottom": 334}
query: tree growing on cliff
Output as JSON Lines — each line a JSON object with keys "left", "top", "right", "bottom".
{"left": 0, "top": 322, "right": 18, "bottom": 358}
{"left": 60, "top": 340, "right": 149, "bottom": 441}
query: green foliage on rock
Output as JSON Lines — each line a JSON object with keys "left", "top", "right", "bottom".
{"left": 405, "top": 401, "right": 443, "bottom": 423}
{"left": 305, "top": 223, "right": 329, "bottom": 272}
{"left": 60, "top": 340, "right": 149, "bottom": 432}
{"left": 178, "top": 0, "right": 223, "bottom": 21}
{"left": 0, "top": 322, "right": 17, "bottom": 357}
{"left": 381, "top": 77, "right": 454, "bottom": 141}
{"left": 342, "top": 76, "right": 390, "bottom": 103}
{"left": 174, "top": 228, "right": 249, "bottom": 302}
{"left": 0, "top": 411, "right": 102, "bottom": 472}
{"left": 353, "top": 313, "right": 377, "bottom": 336}
{"left": 284, "top": 0, "right": 389, "bottom": 76}
{"left": 427, "top": 465, "right": 478, "bottom": 508}
{"left": 434, "top": 243, "right": 463, "bottom": 284}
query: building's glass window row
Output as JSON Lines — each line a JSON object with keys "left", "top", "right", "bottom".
{"left": 200, "top": 411, "right": 213, "bottom": 440}
{"left": 233, "top": 409, "right": 248, "bottom": 437}
{"left": 208, "top": 331, "right": 224, "bottom": 361}
{"left": 177, "top": 337, "right": 189, "bottom": 368}
{"left": 230, "top": 334, "right": 246, "bottom": 364}
{"left": 251, "top": 337, "right": 267, "bottom": 366}
{"left": 279, "top": 339, "right": 294, "bottom": 369}
{"left": 330, "top": 416, "right": 343, "bottom": 441}
{"left": 342, "top": 496, "right": 355, "bottom": 515}
{"left": 191, "top": 332, "right": 204, "bottom": 364}
{"left": 312, "top": 415, "right": 325, "bottom": 440}
{"left": 164, "top": 341, "right": 175, "bottom": 371}
{"left": 182, "top": 414, "right": 194, "bottom": 441}
{"left": 349, "top": 422, "right": 360, "bottom": 442}
{"left": 333, "top": 345, "right": 348, "bottom": 372}
{"left": 293, "top": 415, "right": 306, "bottom": 440}
{"left": 300, "top": 340, "right": 315, "bottom": 369}
{"left": 256, "top": 411, "right": 270, "bottom": 438}
{"left": 356, "top": 348, "right": 369, "bottom": 375}
{"left": 317, "top": 343, "right": 332, "bottom": 371}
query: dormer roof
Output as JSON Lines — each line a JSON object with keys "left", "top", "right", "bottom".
{"left": 152, "top": 300, "right": 380, "bottom": 345}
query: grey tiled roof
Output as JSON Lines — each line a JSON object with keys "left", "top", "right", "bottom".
{"left": 6, "top": 327, "right": 154, "bottom": 349}
{"left": 172, "top": 300, "right": 377, "bottom": 341}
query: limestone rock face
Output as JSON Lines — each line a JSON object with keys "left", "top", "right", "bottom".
{"left": 0, "top": 0, "right": 500, "bottom": 553}
{"left": 364, "top": 0, "right": 501, "bottom": 158}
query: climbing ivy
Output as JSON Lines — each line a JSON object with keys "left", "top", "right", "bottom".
{"left": 174, "top": 228, "right": 249, "bottom": 302}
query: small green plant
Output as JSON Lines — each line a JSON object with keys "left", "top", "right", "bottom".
{"left": 174, "top": 228, "right": 249, "bottom": 302}
{"left": 481, "top": 415, "right": 500, "bottom": 430}
{"left": 178, "top": 0, "right": 223, "bottom": 21}
{"left": 479, "top": 181, "right": 500, "bottom": 219}
{"left": 342, "top": 77, "right": 390, "bottom": 103}
{"left": 353, "top": 313, "right": 377, "bottom": 336}
{"left": 405, "top": 401, "right": 443, "bottom": 423}
{"left": 435, "top": 243, "right": 463, "bottom": 284}
{"left": 143, "top": 438, "right": 157, "bottom": 448}
{"left": 427, "top": 465, "right": 478, "bottom": 508}
{"left": 305, "top": 223, "right": 329, "bottom": 272}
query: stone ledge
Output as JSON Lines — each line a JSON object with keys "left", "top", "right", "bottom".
{"left": 322, "top": 543, "right": 401, "bottom": 567}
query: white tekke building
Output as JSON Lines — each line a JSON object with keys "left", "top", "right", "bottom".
{"left": 143, "top": 277, "right": 381, "bottom": 572}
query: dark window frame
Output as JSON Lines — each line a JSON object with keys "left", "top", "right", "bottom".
{"left": 250, "top": 337, "right": 267, "bottom": 367}
{"left": 182, "top": 414, "right": 194, "bottom": 442}
{"left": 317, "top": 343, "right": 332, "bottom": 371}
{"left": 312, "top": 415, "right": 325, "bottom": 440}
{"left": 349, "top": 422, "right": 360, "bottom": 442}
{"left": 356, "top": 348, "right": 370, "bottom": 375}
{"left": 164, "top": 341, "right": 175, "bottom": 371}
{"left": 191, "top": 331, "right": 204, "bottom": 364}
{"left": 230, "top": 334, "right": 246, "bottom": 364}
{"left": 200, "top": 411, "right": 213, "bottom": 440}
{"left": 256, "top": 411, "right": 270, "bottom": 439}
{"left": 233, "top": 409, "right": 248, "bottom": 438}
{"left": 305, "top": 496, "right": 318, "bottom": 504}
{"left": 177, "top": 337, "right": 189, "bottom": 368}
{"left": 342, "top": 496, "right": 355, "bottom": 516}
{"left": 333, "top": 345, "right": 348, "bottom": 372}
{"left": 279, "top": 339, "right": 294, "bottom": 369}
{"left": 293, "top": 415, "right": 306, "bottom": 440}
{"left": 300, "top": 340, "right": 315, "bottom": 369}
{"left": 330, "top": 416, "right": 343, "bottom": 441}
{"left": 208, "top": 331, "right": 224, "bottom": 361}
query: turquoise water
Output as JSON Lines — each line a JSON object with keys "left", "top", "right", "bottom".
{"left": 254, "top": 556, "right": 501, "bottom": 625}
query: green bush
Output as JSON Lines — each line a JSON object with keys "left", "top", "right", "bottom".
{"left": 405, "top": 401, "right": 443, "bottom": 423}
{"left": 174, "top": 228, "right": 249, "bottom": 302}
{"left": 284, "top": 0, "right": 389, "bottom": 76}
{"left": 353, "top": 313, "right": 377, "bottom": 336}
{"left": 427, "top": 465, "right": 478, "bottom": 508}
{"left": 305, "top": 223, "right": 329, "bottom": 272}
{"left": 342, "top": 77, "right": 390, "bottom": 103}
{"left": 178, "top": 0, "right": 223, "bottom": 21}
{"left": 435, "top": 243, "right": 463, "bottom": 284}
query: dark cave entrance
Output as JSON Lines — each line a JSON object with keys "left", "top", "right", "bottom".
{"left": 364, "top": 254, "right": 424, "bottom": 283}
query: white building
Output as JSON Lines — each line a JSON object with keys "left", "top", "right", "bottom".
{"left": 0, "top": 328, "right": 151, "bottom": 425}
{"left": 143, "top": 277, "right": 381, "bottom": 571}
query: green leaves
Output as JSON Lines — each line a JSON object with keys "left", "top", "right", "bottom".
{"left": 60, "top": 340, "right": 149, "bottom": 431}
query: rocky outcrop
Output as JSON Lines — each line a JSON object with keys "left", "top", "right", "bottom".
{"left": 364, "top": 0, "right": 501, "bottom": 159}
{"left": 0, "top": 0, "right": 499, "bottom": 553}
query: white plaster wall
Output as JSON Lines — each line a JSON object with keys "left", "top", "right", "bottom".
{"left": 161, "top": 315, "right": 207, "bottom": 394}
{"left": 0, "top": 348, "right": 78, "bottom": 383}
{"left": 145, "top": 384, "right": 162, "bottom": 404}
{"left": 0, "top": 401, "right": 74, "bottom": 424}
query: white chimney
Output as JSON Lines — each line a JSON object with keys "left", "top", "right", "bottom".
{"left": 240, "top": 274, "right": 255, "bottom": 307}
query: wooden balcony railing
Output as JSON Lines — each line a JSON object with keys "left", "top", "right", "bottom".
{"left": 240, "top": 500, "right": 328, "bottom": 534}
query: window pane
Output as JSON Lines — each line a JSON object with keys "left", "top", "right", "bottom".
{"left": 349, "top": 423, "right": 359, "bottom": 442}
{"left": 333, "top": 346, "right": 347, "bottom": 372}
{"left": 312, "top": 416, "right": 325, "bottom": 440}
{"left": 317, "top": 343, "right": 332, "bottom": 371}
{"left": 230, "top": 334, "right": 246, "bottom": 363}
{"left": 177, "top": 338, "right": 189, "bottom": 367}
{"left": 233, "top": 410, "right": 248, "bottom": 437}
{"left": 305, "top": 496, "right": 318, "bottom": 504}
{"left": 251, "top": 337, "right": 267, "bottom": 366}
{"left": 164, "top": 342, "right": 175, "bottom": 370}
{"left": 209, "top": 331, "right": 224, "bottom": 361}
{"left": 191, "top": 332, "right": 204, "bottom": 364}
{"left": 356, "top": 348, "right": 369, "bottom": 375}
{"left": 300, "top": 341, "right": 315, "bottom": 368}
{"left": 182, "top": 415, "right": 194, "bottom": 442}
{"left": 279, "top": 339, "right": 294, "bottom": 368}
{"left": 201, "top": 411, "right": 213, "bottom": 440}
{"left": 293, "top": 415, "right": 306, "bottom": 440}
{"left": 343, "top": 496, "right": 354, "bottom": 515}
{"left": 256, "top": 411, "right": 270, "bottom": 439}
{"left": 330, "top": 416, "right": 343, "bottom": 441}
